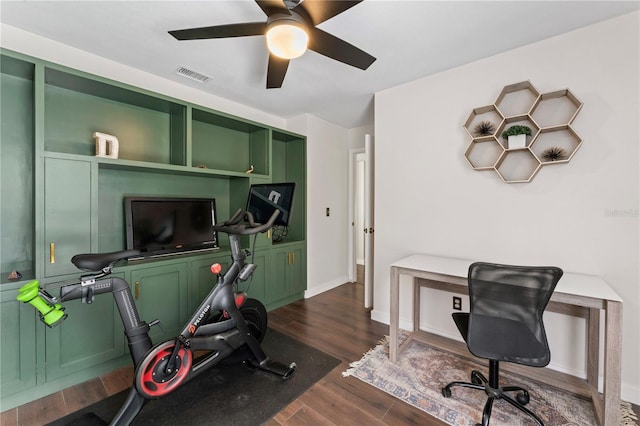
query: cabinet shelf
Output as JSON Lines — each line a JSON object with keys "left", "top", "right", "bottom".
{"left": 44, "top": 67, "right": 186, "bottom": 165}
{"left": 97, "top": 156, "right": 267, "bottom": 179}
{"left": 192, "top": 108, "right": 269, "bottom": 175}
{"left": 1, "top": 55, "right": 35, "bottom": 282}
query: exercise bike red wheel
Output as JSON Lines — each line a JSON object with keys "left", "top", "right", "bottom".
{"left": 135, "top": 340, "right": 193, "bottom": 399}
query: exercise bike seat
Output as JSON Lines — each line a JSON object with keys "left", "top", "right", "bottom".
{"left": 71, "top": 249, "right": 141, "bottom": 272}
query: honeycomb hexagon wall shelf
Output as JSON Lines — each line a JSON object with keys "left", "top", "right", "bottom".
{"left": 464, "top": 81, "right": 583, "bottom": 183}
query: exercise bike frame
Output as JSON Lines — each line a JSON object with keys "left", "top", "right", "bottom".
{"left": 52, "top": 208, "right": 294, "bottom": 425}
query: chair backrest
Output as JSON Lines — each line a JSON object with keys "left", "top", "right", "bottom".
{"left": 466, "top": 262, "right": 563, "bottom": 367}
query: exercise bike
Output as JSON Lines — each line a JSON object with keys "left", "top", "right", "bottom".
{"left": 17, "top": 208, "right": 296, "bottom": 425}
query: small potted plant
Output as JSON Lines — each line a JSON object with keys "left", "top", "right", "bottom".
{"left": 501, "top": 125, "right": 532, "bottom": 149}
{"left": 542, "top": 146, "right": 568, "bottom": 162}
{"left": 474, "top": 120, "right": 495, "bottom": 137}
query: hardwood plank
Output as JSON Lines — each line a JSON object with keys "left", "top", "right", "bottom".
{"left": 62, "top": 377, "right": 109, "bottom": 413}
{"left": 270, "top": 399, "right": 305, "bottom": 424}
{"left": 279, "top": 403, "right": 336, "bottom": 426}
{"left": 272, "top": 283, "right": 444, "bottom": 424}
{"left": 100, "top": 365, "right": 134, "bottom": 396}
{"left": 320, "top": 367, "right": 394, "bottom": 420}
{"left": 298, "top": 381, "right": 386, "bottom": 425}
{"left": 17, "top": 392, "right": 66, "bottom": 426}
{"left": 383, "top": 401, "right": 448, "bottom": 425}
{"left": 0, "top": 407, "right": 17, "bottom": 426}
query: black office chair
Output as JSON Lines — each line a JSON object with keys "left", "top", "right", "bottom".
{"left": 441, "top": 262, "right": 563, "bottom": 426}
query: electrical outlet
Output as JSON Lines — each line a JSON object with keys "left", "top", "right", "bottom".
{"left": 452, "top": 296, "right": 462, "bottom": 311}
{"left": 326, "top": 207, "right": 330, "bottom": 217}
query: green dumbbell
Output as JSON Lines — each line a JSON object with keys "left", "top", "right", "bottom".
{"left": 17, "top": 280, "right": 67, "bottom": 327}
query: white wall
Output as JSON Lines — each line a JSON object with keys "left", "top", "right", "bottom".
{"left": 373, "top": 12, "right": 639, "bottom": 404}
{"left": 348, "top": 124, "right": 374, "bottom": 150}
{"left": 287, "top": 114, "right": 351, "bottom": 297}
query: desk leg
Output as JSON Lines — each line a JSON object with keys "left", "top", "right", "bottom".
{"left": 587, "top": 308, "right": 600, "bottom": 388}
{"left": 602, "top": 300, "right": 622, "bottom": 426}
{"left": 413, "top": 278, "right": 420, "bottom": 333}
{"left": 390, "top": 267, "right": 400, "bottom": 363}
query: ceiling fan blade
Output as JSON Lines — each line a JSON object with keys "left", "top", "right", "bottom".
{"left": 267, "top": 54, "right": 290, "bottom": 89}
{"left": 255, "top": 0, "right": 291, "bottom": 17}
{"left": 169, "top": 22, "right": 266, "bottom": 40}
{"left": 308, "top": 27, "right": 376, "bottom": 70}
{"left": 296, "top": 0, "right": 363, "bottom": 26}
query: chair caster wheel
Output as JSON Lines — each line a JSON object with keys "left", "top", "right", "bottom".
{"left": 516, "top": 391, "right": 530, "bottom": 405}
{"left": 471, "top": 370, "right": 483, "bottom": 385}
{"left": 441, "top": 387, "right": 451, "bottom": 398}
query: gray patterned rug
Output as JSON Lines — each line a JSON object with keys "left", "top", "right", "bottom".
{"left": 343, "top": 335, "right": 638, "bottom": 426}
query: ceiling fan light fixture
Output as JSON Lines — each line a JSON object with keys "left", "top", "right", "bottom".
{"left": 266, "top": 19, "right": 308, "bottom": 59}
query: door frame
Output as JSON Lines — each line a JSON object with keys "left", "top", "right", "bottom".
{"left": 347, "top": 147, "right": 365, "bottom": 283}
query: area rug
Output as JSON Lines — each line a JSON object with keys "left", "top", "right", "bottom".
{"left": 343, "top": 335, "right": 638, "bottom": 426}
{"left": 50, "top": 328, "right": 340, "bottom": 426}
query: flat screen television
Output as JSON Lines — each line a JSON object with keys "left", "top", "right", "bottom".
{"left": 246, "top": 183, "right": 295, "bottom": 227}
{"left": 124, "top": 197, "right": 219, "bottom": 258}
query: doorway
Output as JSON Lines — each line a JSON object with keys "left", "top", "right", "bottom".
{"left": 348, "top": 134, "right": 373, "bottom": 308}
{"left": 355, "top": 152, "right": 366, "bottom": 284}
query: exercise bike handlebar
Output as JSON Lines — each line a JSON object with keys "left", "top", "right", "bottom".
{"left": 212, "top": 208, "right": 280, "bottom": 236}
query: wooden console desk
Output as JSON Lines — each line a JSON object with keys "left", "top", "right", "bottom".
{"left": 389, "top": 254, "right": 623, "bottom": 426}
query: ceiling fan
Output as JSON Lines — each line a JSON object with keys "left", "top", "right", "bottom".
{"left": 168, "top": 0, "right": 376, "bottom": 89}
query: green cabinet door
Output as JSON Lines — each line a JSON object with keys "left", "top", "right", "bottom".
{"left": 44, "top": 276, "right": 125, "bottom": 382}
{"left": 44, "top": 157, "right": 93, "bottom": 277}
{"left": 189, "top": 254, "right": 231, "bottom": 312}
{"left": 0, "top": 286, "right": 37, "bottom": 398}
{"left": 131, "top": 263, "right": 188, "bottom": 342}
{"left": 190, "top": 250, "right": 267, "bottom": 310}
{"left": 243, "top": 249, "right": 268, "bottom": 302}
{"left": 288, "top": 246, "right": 305, "bottom": 296}
{"left": 265, "top": 244, "right": 306, "bottom": 308}
{"left": 267, "top": 247, "right": 290, "bottom": 305}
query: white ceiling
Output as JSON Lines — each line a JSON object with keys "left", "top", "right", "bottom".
{"left": 1, "top": 1, "right": 638, "bottom": 128}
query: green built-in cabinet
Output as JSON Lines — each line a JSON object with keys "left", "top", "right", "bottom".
{"left": 43, "top": 273, "right": 126, "bottom": 382}
{"left": 0, "top": 49, "right": 306, "bottom": 410}
{"left": 0, "top": 285, "right": 37, "bottom": 397}
{"left": 43, "top": 156, "right": 95, "bottom": 277}
{"left": 131, "top": 263, "right": 189, "bottom": 342}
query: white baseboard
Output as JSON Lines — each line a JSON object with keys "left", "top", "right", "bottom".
{"left": 622, "top": 383, "right": 640, "bottom": 406}
{"left": 304, "top": 276, "right": 349, "bottom": 298}
{"left": 370, "top": 309, "right": 390, "bottom": 327}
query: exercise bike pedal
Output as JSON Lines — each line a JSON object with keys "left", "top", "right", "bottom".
{"left": 249, "top": 358, "right": 297, "bottom": 379}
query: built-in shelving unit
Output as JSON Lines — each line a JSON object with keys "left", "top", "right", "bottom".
{"left": 463, "top": 81, "right": 583, "bottom": 183}
{"left": 0, "top": 48, "right": 307, "bottom": 410}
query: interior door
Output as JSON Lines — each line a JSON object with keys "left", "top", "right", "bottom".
{"left": 364, "top": 134, "right": 374, "bottom": 308}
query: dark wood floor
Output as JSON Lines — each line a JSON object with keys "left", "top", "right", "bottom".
{"left": 0, "top": 282, "right": 446, "bottom": 426}
{"left": 266, "top": 282, "right": 448, "bottom": 426}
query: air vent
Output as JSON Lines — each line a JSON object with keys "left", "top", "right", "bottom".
{"left": 176, "top": 67, "right": 210, "bottom": 83}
